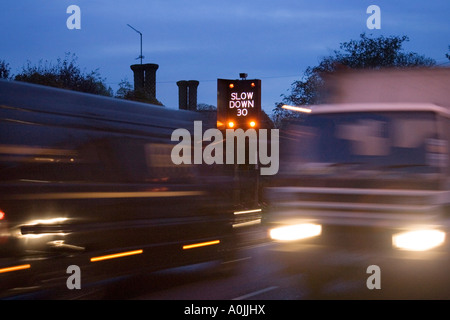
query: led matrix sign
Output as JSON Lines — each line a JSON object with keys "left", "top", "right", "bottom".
{"left": 217, "top": 79, "right": 261, "bottom": 129}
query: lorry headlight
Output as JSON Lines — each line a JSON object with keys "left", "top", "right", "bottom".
{"left": 269, "top": 223, "right": 322, "bottom": 241}
{"left": 392, "top": 229, "right": 445, "bottom": 251}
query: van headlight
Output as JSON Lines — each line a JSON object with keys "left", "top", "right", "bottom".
{"left": 392, "top": 229, "right": 446, "bottom": 251}
{"left": 269, "top": 223, "right": 322, "bottom": 241}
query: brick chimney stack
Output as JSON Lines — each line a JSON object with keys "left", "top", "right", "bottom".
{"left": 177, "top": 80, "right": 199, "bottom": 111}
{"left": 130, "top": 63, "right": 159, "bottom": 100}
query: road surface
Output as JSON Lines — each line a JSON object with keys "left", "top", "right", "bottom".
{"left": 86, "top": 227, "right": 450, "bottom": 300}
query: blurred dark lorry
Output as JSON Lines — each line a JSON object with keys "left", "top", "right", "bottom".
{"left": 266, "top": 67, "right": 450, "bottom": 297}
{"left": 0, "top": 80, "right": 258, "bottom": 298}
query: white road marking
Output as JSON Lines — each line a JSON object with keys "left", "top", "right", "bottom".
{"left": 232, "top": 286, "right": 279, "bottom": 300}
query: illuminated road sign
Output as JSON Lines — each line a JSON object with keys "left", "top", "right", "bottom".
{"left": 217, "top": 79, "right": 261, "bottom": 130}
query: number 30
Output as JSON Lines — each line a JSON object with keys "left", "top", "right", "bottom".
{"left": 237, "top": 109, "right": 248, "bottom": 117}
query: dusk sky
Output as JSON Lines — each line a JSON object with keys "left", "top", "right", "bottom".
{"left": 1, "top": 1, "right": 449, "bottom": 115}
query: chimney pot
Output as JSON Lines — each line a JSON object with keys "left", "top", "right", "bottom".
{"left": 187, "top": 80, "right": 199, "bottom": 111}
{"left": 177, "top": 80, "right": 188, "bottom": 110}
{"left": 130, "top": 63, "right": 159, "bottom": 100}
{"left": 177, "top": 80, "right": 199, "bottom": 111}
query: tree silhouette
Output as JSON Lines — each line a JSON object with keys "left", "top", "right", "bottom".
{"left": 14, "top": 53, "right": 113, "bottom": 97}
{"left": 272, "top": 33, "right": 436, "bottom": 128}
{"left": 0, "top": 60, "right": 11, "bottom": 79}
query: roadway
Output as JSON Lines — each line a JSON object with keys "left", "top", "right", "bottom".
{"left": 84, "top": 227, "right": 450, "bottom": 301}
{"left": 89, "top": 229, "right": 304, "bottom": 300}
